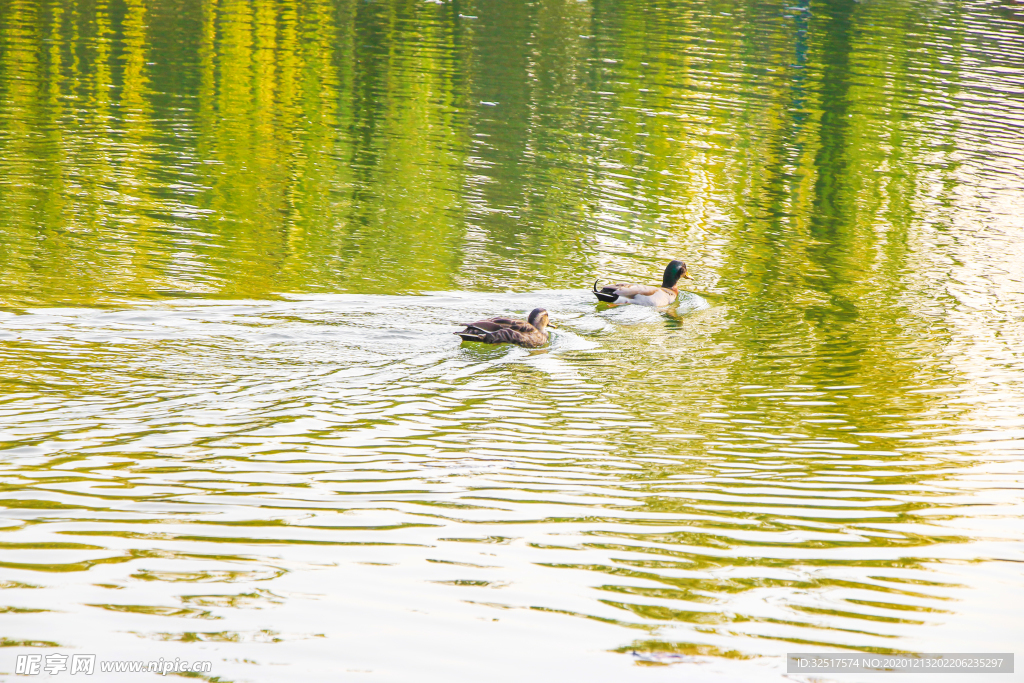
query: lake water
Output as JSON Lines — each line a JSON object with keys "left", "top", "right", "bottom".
{"left": 1, "top": 0, "right": 1023, "bottom": 680}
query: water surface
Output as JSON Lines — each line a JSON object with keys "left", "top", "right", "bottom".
{"left": 1, "top": 0, "right": 1024, "bottom": 680}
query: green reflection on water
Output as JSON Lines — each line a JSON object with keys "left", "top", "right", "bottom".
{"left": 1, "top": 0, "right": 1024, "bottom": 678}
{"left": 1, "top": 0, "right": 992, "bottom": 305}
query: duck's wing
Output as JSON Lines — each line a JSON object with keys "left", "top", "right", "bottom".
{"left": 456, "top": 315, "right": 542, "bottom": 345}
{"left": 608, "top": 283, "right": 661, "bottom": 300}
{"left": 505, "top": 320, "right": 538, "bottom": 334}
{"left": 463, "top": 317, "right": 538, "bottom": 334}
{"left": 629, "top": 287, "right": 676, "bottom": 307}
{"left": 482, "top": 328, "right": 533, "bottom": 345}
{"left": 461, "top": 316, "right": 517, "bottom": 332}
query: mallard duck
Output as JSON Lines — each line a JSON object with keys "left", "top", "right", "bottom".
{"left": 454, "top": 308, "right": 553, "bottom": 348}
{"left": 593, "top": 259, "right": 693, "bottom": 306}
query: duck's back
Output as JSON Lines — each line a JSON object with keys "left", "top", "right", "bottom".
{"left": 455, "top": 316, "right": 545, "bottom": 347}
{"left": 597, "top": 283, "right": 675, "bottom": 306}
{"left": 628, "top": 287, "right": 676, "bottom": 307}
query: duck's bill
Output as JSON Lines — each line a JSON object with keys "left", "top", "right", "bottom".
{"left": 547, "top": 322, "right": 558, "bottom": 329}
{"left": 683, "top": 273, "right": 694, "bottom": 280}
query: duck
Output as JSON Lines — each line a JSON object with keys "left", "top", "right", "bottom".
{"left": 593, "top": 259, "right": 693, "bottom": 306}
{"left": 454, "top": 308, "right": 553, "bottom": 348}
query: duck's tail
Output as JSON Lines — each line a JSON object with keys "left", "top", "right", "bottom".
{"left": 454, "top": 327, "right": 486, "bottom": 343}
{"left": 593, "top": 279, "right": 619, "bottom": 303}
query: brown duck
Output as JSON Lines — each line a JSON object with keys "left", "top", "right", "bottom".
{"left": 454, "top": 308, "right": 553, "bottom": 348}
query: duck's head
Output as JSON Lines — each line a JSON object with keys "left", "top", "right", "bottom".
{"left": 527, "top": 308, "right": 551, "bottom": 331}
{"left": 662, "top": 260, "right": 694, "bottom": 288}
